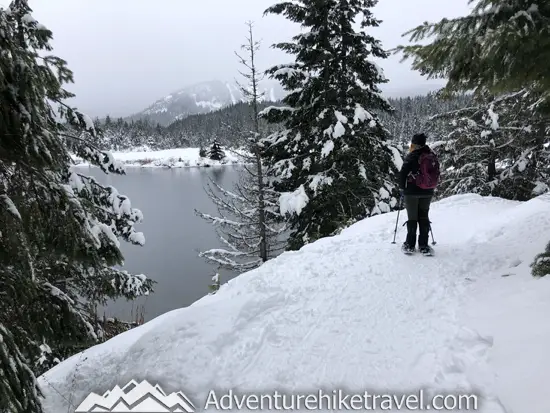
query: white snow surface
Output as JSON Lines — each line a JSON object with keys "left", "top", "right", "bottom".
{"left": 81, "top": 113, "right": 96, "bottom": 134}
{"left": 279, "top": 185, "right": 309, "bottom": 216}
{"left": 332, "top": 121, "right": 346, "bottom": 138}
{"left": 334, "top": 110, "right": 348, "bottom": 124}
{"left": 321, "top": 140, "right": 334, "bottom": 158}
{"left": 388, "top": 144, "right": 404, "bottom": 170}
{"left": 1, "top": 194, "right": 21, "bottom": 219}
{"left": 487, "top": 106, "right": 500, "bottom": 130}
{"left": 353, "top": 104, "right": 373, "bottom": 124}
{"left": 71, "top": 147, "right": 248, "bottom": 169}
{"left": 38, "top": 194, "right": 550, "bottom": 413}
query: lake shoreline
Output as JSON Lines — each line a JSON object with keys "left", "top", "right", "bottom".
{"left": 71, "top": 147, "right": 251, "bottom": 169}
{"left": 83, "top": 166, "right": 242, "bottom": 322}
{"left": 72, "top": 160, "right": 250, "bottom": 169}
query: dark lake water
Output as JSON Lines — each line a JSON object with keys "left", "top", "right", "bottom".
{"left": 79, "top": 165, "right": 242, "bottom": 323}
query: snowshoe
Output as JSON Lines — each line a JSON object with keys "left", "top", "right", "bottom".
{"left": 419, "top": 246, "right": 434, "bottom": 256}
{"left": 401, "top": 243, "right": 414, "bottom": 255}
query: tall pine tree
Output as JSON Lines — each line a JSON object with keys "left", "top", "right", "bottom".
{"left": 196, "top": 22, "right": 287, "bottom": 273}
{"left": 260, "top": 0, "right": 401, "bottom": 250}
{"left": 208, "top": 139, "right": 225, "bottom": 161}
{"left": 428, "top": 89, "right": 549, "bottom": 201}
{"left": 396, "top": 0, "right": 550, "bottom": 111}
{"left": 0, "top": 2, "right": 153, "bottom": 411}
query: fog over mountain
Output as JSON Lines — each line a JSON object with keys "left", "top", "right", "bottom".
{"left": 125, "top": 79, "right": 286, "bottom": 126}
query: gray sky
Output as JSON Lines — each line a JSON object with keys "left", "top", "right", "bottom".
{"left": 5, "top": 0, "right": 471, "bottom": 118}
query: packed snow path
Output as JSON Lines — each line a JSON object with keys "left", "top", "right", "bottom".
{"left": 39, "top": 194, "right": 550, "bottom": 412}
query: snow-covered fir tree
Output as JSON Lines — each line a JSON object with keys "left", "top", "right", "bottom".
{"left": 429, "top": 89, "right": 549, "bottom": 201}
{"left": 164, "top": 100, "right": 277, "bottom": 148}
{"left": 377, "top": 91, "right": 473, "bottom": 148}
{"left": 260, "top": 0, "right": 401, "bottom": 250}
{"left": 196, "top": 174, "right": 287, "bottom": 271}
{"left": 196, "top": 22, "right": 287, "bottom": 272}
{"left": 208, "top": 139, "right": 226, "bottom": 161}
{"left": 86, "top": 116, "right": 168, "bottom": 152}
{"left": 0, "top": 2, "right": 153, "bottom": 411}
{"left": 531, "top": 241, "right": 550, "bottom": 278}
{"left": 397, "top": 0, "right": 550, "bottom": 111}
{"left": 199, "top": 145, "right": 207, "bottom": 158}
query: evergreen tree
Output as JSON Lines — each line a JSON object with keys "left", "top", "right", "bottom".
{"left": 208, "top": 139, "right": 226, "bottom": 161}
{"left": 196, "top": 22, "right": 287, "bottom": 272}
{"left": 233, "top": 21, "right": 278, "bottom": 264}
{"left": 260, "top": 0, "right": 401, "bottom": 250}
{"left": 92, "top": 115, "right": 171, "bottom": 152}
{"left": 428, "top": 89, "right": 549, "bottom": 201}
{"left": 396, "top": 0, "right": 550, "bottom": 112}
{"left": 531, "top": 241, "right": 550, "bottom": 278}
{"left": 376, "top": 91, "right": 473, "bottom": 149}
{"left": 96, "top": 92, "right": 474, "bottom": 152}
{"left": 195, "top": 174, "right": 287, "bottom": 271}
{"left": 0, "top": 2, "right": 153, "bottom": 411}
{"left": 199, "top": 145, "right": 207, "bottom": 158}
{"left": 165, "top": 100, "right": 279, "bottom": 149}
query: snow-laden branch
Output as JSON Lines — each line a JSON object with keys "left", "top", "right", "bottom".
{"left": 196, "top": 172, "right": 287, "bottom": 273}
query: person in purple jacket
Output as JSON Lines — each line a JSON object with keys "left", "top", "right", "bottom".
{"left": 399, "top": 133, "right": 440, "bottom": 255}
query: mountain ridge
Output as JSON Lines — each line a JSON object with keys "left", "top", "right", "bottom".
{"left": 124, "top": 79, "right": 286, "bottom": 126}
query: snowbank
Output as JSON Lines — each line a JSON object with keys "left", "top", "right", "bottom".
{"left": 71, "top": 147, "right": 250, "bottom": 169}
{"left": 38, "top": 193, "right": 550, "bottom": 413}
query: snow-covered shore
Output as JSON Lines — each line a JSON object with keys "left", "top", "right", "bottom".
{"left": 38, "top": 193, "right": 550, "bottom": 413}
{"left": 71, "top": 147, "right": 250, "bottom": 169}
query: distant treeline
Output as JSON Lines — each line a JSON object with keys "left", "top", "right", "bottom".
{"left": 89, "top": 92, "right": 473, "bottom": 151}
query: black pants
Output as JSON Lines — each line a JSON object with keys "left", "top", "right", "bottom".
{"left": 404, "top": 195, "right": 432, "bottom": 248}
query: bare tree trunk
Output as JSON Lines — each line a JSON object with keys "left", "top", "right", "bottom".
{"left": 487, "top": 147, "right": 496, "bottom": 181}
{"left": 197, "top": 21, "right": 288, "bottom": 272}
{"left": 246, "top": 22, "right": 268, "bottom": 263}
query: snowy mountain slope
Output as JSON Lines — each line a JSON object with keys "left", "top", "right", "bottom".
{"left": 38, "top": 194, "right": 550, "bottom": 413}
{"left": 127, "top": 79, "right": 286, "bottom": 126}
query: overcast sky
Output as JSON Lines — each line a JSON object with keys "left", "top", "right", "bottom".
{"left": 3, "top": 0, "right": 472, "bottom": 118}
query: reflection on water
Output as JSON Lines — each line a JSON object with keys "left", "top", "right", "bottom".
{"left": 81, "top": 165, "right": 243, "bottom": 322}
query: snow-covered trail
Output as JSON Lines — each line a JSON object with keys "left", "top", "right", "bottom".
{"left": 38, "top": 194, "right": 550, "bottom": 412}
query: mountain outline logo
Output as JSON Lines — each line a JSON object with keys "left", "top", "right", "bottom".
{"left": 74, "top": 379, "right": 195, "bottom": 412}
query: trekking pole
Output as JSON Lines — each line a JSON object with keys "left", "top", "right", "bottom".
{"left": 391, "top": 195, "right": 403, "bottom": 244}
{"left": 430, "top": 221, "right": 437, "bottom": 245}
